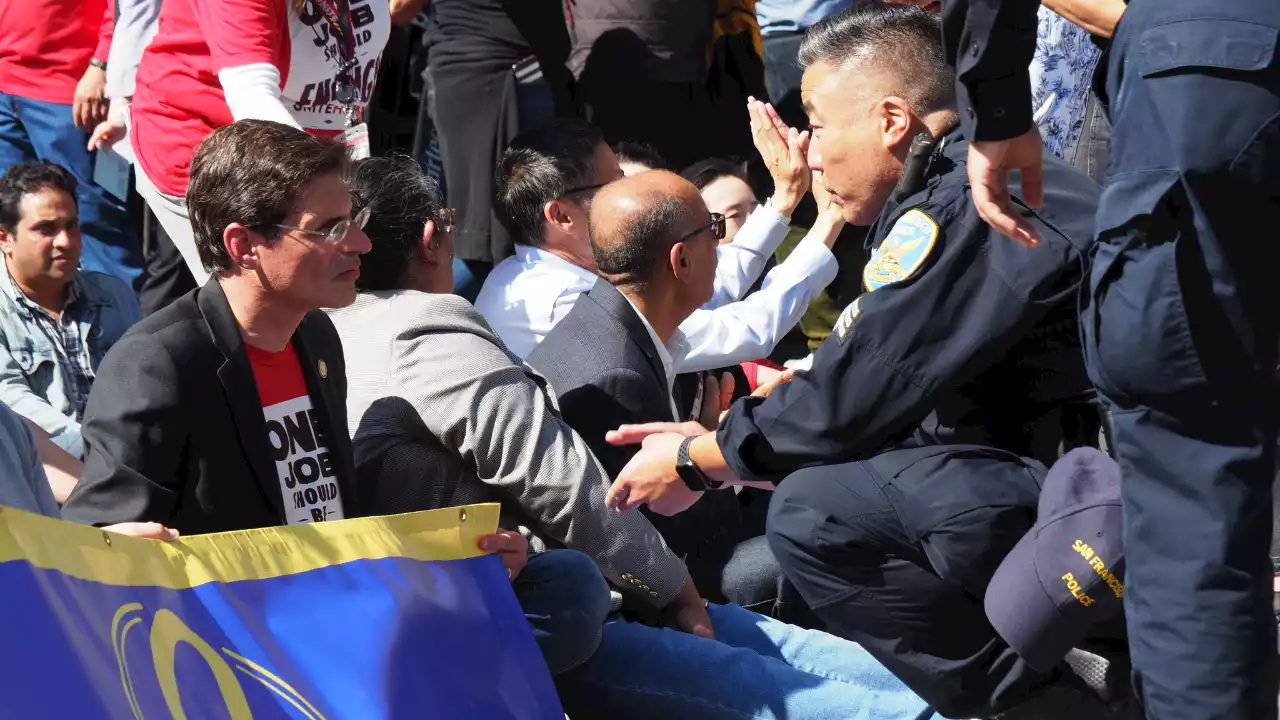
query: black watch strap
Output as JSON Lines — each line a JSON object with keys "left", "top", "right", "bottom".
{"left": 676, "top": 436, "right": 721, "bottom": 491}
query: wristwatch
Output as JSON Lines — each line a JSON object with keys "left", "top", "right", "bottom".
{"left": 676, "top": 436, "right": 722, "bottom": 491}
{"left": 89, "top": 58, "right": 107, "bottom": 71}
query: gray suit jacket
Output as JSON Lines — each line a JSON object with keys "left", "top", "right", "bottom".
{"left": 327, "top": 290, "right": 686, "bottom": 608}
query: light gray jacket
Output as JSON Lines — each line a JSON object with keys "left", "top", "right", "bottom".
{"left": 328, "top": 291, "right": 686, "bottom": 608}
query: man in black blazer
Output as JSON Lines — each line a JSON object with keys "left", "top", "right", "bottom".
{"left": 528, "top": 170, "right": 809, "bottom": 623}
{"left": 61, "top": 121, "right": 372, "bottom": 535}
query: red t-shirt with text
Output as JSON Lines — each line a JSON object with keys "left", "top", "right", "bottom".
{"left": 246, "top": 341, "right": 345, "bottom": 525}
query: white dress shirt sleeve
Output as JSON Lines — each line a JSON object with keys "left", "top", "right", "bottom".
{"left": 677, "top": 233, "right": 839, "bottom": 374}
{"left": 105, "top": 0, "right": 162, "bottom": 99}
{"left": 704, "top": 205, "right": 792, "bottom": 309}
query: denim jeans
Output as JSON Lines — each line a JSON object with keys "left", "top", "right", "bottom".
{"left": 0, "top": 91, "right": 142, "bottom": 289}
{"left": 513, "top": 549, "right": 612, "bottom": 676}
{"left": 556, "top": 603, "right": 939, "bottom": 720}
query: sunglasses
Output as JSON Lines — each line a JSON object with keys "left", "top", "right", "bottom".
{"left": 558, "top": 182, "right": 607, "bottom": 200}
{"left": 677, "top": 212, "right": 727, "bottom": 243}
{"left": 273, "top": 205, "right": 371, "bottom": 245}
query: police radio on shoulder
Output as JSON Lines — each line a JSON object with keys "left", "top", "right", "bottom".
{"left": 892, "top": 132, "right": 934, "bottom": 202}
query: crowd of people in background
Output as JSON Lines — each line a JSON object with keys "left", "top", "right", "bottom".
{"left": 0, "top": 0, "right": 1276, "bottom": 718}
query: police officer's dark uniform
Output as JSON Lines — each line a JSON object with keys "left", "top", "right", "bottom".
{"left": 712, "top": 126, "right": 1100, "bottom": 718}
{"left": 945, "top": 1, "right": 1280, "bottom": 717}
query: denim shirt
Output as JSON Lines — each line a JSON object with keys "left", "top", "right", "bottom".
{"left": 0, "top": 268, "right": 140, "bottom": 458}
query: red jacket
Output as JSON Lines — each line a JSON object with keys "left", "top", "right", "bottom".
{"left": 0, "top": 0, "right": 114, "bottom": 104}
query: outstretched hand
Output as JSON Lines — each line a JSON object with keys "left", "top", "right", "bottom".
{"left": 605, "top": 432, "right": 702, "bottom": 516}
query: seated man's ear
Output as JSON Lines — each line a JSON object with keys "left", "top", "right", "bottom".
{"left": 224, "top": 224, "right": 261, "bottom": 271}
{"left": 544, "top": 199, "right": 575, "bottom": 235}
{"left": 670, "top": 241, "right": 692, "bottom": 281}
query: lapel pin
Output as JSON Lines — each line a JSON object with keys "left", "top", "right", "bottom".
{"left": 318, "top": 359, "right": 328, "bottom": 378}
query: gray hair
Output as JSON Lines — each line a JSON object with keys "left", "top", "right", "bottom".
{"left": 798, "top": 3, "right": 955, "bottom": 116}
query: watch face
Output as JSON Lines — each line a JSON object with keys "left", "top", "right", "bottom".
{"left": 676, "top": 462, "right": 707, "bottom": 492}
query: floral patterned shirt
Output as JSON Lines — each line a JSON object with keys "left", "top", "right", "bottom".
{"left": 1030, "top": 7, "right": 1102, "bottom": 161}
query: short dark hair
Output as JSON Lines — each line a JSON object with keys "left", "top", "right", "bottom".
{"left": 187, "top": 120, "right": 350, "bottom": 274}
{"left": 348, "top": 155, "right": 444, "bottom": 291}
{"left": 0, "top": 161, "right": 78, "bottom": 232}
{"left": 591, "top": 192, "right": 698, "bottom": 289}
{"left": 495, "top": 119, "right": 604, "bottom": 247}
{"left": 613, "top": 141, "right": 668, "bottom": 172}
{"left": 798, "top": 3, "right": 955, "bottom": 116}
{"left": 681, "top": 157, "right": 750, "bottom": 192}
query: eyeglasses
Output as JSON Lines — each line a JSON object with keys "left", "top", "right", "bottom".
{"left": 677, "top": 212, "right": 726, "bottom": 243}
{"left": 558, "top": 183, "right": 606, "bottom": 200}
{"left": 273, "top": 205, "right": 371, "bottom": 245}
{"left": 434, "top": 207, "right": 456, "bottom": 234}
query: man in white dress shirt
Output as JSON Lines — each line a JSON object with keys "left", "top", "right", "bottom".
{"left": 475, "top": 118, "right": 845, "bottom": 370}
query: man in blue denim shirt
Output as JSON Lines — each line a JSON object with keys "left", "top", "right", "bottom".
{"left": 0, "top": 161, "right": 139, "bottom": 459}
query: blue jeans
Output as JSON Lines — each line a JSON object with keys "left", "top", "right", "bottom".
{"left": 556, "top": 603, "right": 939, "bottom": 720}
{"left": 513, "top": 549, "right": 611, "bottom": 676}
{"left": 0, "top": 91, "right": 142, "bottom": 289}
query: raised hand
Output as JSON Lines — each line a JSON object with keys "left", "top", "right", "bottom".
{"left": 748, "top": 97, "right": 810, "bottom": 216}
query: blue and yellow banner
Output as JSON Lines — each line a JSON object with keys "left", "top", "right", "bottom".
{"left": 0, "top": 504, "right": 563, "bottom": 719}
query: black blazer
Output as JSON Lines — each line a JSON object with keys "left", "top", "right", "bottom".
{"left": 527, "top": 279, "right": 675, "bottom": 480}
{"left": 61, "top": 281, "right": 358, "bottom": 535}
{"left": 527, "top": 279, "right": 740, "bottom": 561}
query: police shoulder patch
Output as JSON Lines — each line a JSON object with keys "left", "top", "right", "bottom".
{"left": 863, "top": 208, "right": 939, "bottom": 292}
{"left": 834, "top": 297, "right": 862, "bottom": 344}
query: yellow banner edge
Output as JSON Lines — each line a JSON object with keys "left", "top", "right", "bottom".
{"left": 0, "top": 504, "right": 501, "bottom": 590}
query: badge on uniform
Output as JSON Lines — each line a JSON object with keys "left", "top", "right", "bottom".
{"left": 834, "top": 297, "right": 861, "bottom": 344}
{"left": 863, "top": 209, "right": 939, "bottom": 292}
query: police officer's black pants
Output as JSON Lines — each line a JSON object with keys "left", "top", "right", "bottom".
{"left": 1084, "top": 1, "right": 1280, "bottom": 717}
{"left": 766, "top": 456, "right": 1048, "bottom": 718}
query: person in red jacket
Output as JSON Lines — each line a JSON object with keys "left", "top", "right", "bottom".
{"left": 0, "top": 0, "right": 142, "bottom": 289}
{"left": 93, "top": 0, "right": 391, "bottom": 289}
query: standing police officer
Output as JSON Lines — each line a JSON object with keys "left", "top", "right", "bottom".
{"left": 602, "top": 6, "right": 1122, "bottom": 718}
{"left": 945, "top": 0, "right": 1280, "bottom": 717}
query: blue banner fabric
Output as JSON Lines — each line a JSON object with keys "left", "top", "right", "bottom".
{"left": 0, "top": 503, "right": 564, "bottom": 720}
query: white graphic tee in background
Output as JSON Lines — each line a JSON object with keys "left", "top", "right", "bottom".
{"left": 284, "top": 0, "right": 391, "bottom": 133}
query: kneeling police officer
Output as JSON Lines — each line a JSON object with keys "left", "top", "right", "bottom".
{"left": 601, "top": 5, "right": 1129, "bottom": 719}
